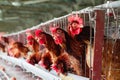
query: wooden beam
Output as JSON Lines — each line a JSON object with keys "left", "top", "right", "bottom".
{"left": 92, "top": 10, "right": 105, "bottom": 80}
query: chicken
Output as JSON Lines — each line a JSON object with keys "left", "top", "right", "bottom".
{"left": 38, "top": 51, "right": 52, "bottom": 71}
{"left": 26, "top": 35, "right": 39, "bottom": 53}
{"left": 26, "top": 52, "right": 41, "bottom": 65}
{"left": 0, "top": 36, "right": 15, "bottom": 54}
{"left": 50, "top": 27, "right": 84, "bottom": 76}
{"left": 0, "top": 36, "right": 9, "bottom": 45}
{"left": 68, "top": 14, "right": 120, "bottom": 79}
{"left": 101, "top": 39, "right": 120, "bottom": 80}
{"left": 26, "top": 34, "right": 41, "bottom": 65}
{"left": 9, "top": 42, "right": 29, "bottom": 58}
{"left": 50, "top": 27, "right": 85, "bottom": 60}
{"left": 67, "top": 14, "right": 94, "bottom": 43}
{"left": 35, "top": 29, "right": 61, "bottom": 70}
{"left": 67, "top": 14, "right": 83, "bottom": 37}
{"left": 67, "top": 14, "right": 94, "bottom": 76}
{"left": 0, "top": 42, "right": 5, "bottom": 52}
{"left": 52, "top": 51, "right": 83, "bottom": 76}
{"left": 86, "top": 39, "right": 120, "bottom": 80}
{"left": 0, "top": 35, "right": 5, "bottom": 52}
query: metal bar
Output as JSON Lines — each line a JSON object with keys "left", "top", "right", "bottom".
{"left": 0, "top": 55, "right": 61, "bottom": 80}
{"left": 92, "top": 10, "right": 105, "bottom": 80}
{"left": 0, "top": 70, "right": 10, "bottom": 80}
{"left": 96, "top": 1, "right": 120, "bottom": 8}
{"left": 79, "top": 1, "right": 120, "bottom": 13}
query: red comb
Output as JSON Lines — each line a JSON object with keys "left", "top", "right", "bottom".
{"left": 27, "top": 35, "right": 33, "bottom": 40}
{"left": 0, "top": 35, "right": 2, "bottom": 40}
{"left": 50, "top": 27, "right": 59, "bottom": 34}
{"left": 0, "top": 33, "right": 4, "bottom": 39}
{"left": 35, "top": 29, "right": 43, "bottom": 37}
{"left": 68, "top": 14, "right": 83, "bottom": 25}
{"left": 51, "top": 64, "right": 59, "bottom": 72}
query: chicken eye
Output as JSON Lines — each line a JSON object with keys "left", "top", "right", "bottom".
{"left": 57, "top": 30, "right": 62, "bottom": 34}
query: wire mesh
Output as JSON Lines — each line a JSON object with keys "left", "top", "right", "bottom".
{"left": 102, "top": 7, "right": 120, "bottom": 80}
{"left": 1, "top": 1, "right": 120, "bottom": 80}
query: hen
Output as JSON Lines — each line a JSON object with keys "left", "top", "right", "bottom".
{"left": 38, "top": 51, "right": 52, "bottom": 71}
{"left": 67, "top": 14, "right": 94, "bottom": 76}
{"left": 67, "top": 14, "right": 94, "bottom": 44}
{"left": 0, "top": 36, "right": 9, "bottom": 45}
{"left": 52, "top": 51, "right": 83, "bottom": 76}
{"left": 68, "top": 14, "right": 120, "bottom": 80}
{"left": 9, "top": 42, "right": 29, "bottom": 58}
{"left": 0, "top": 36, "right": 17, "bottom": 55}
{"left": 50, "top": 27, "right": 85, "bottom": 60}
{"left": 101, "top": 39, "right": 120, "bottom": 80}
{"left": 35, "top": 29, "right": 61, "bottom": 70}
{"left": 26, "top": 30, "right": 40, "bottom": 53}
{"left": 26, "top": 35, "right": 41, "bottom": 65}
{"left": 0, "top": 36, "right": 9, "bottom": 52}
{"left": 0, "top": 42, "right": 5, "bottom": 52}
{"left": 50, "top": 27, "right": 84, "bottom": 76}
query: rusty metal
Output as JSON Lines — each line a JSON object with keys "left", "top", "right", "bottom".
{"left": 92, "top": 10, "right": 105, "bottom": 80}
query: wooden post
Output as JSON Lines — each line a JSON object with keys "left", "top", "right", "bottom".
{"left": 92, "top": 10, "right": 105, "bottom": 80}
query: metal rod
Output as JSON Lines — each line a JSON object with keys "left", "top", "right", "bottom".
{"left": 92, "top": 10, "right": 105, "bottom": 80}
